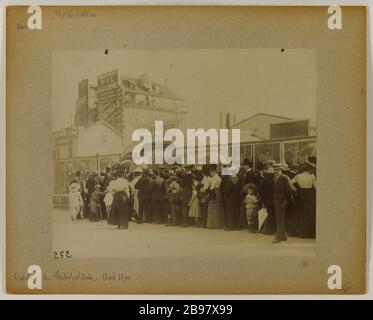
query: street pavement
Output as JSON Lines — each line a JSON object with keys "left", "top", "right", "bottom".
{"left": 53, "top": 208, "right": 316, "bottom": 259}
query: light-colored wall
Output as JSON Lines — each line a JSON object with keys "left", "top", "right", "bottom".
{"left": 76, "top": 123, "right": 122, "bottom": 157}
{"left": 122, "top": 107, "right": 180, "bottom": 147}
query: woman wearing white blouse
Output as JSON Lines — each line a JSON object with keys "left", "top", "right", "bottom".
{"left": 107, "top": 170, "right": 131, "bottom": 229}
{"left": 292, "top": 162, "right": 316, "bottom": 238}
{"left": 206, "top": 166, "right": 223, "bottom": 229}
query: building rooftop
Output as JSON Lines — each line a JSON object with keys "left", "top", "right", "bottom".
{"left": 120, "top": 73, "right": 183, "bottom": 101}
{"left": 53, "top": 120, "right": 124, "bottom": 138}
{"left": 231, "top": 113, "right": 293, "bottom": 128}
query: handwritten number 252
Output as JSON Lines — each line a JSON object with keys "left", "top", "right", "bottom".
{"left": 53, "top": 250, "right": 72, "bottom": 259}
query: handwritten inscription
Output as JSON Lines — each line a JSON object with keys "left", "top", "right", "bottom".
{"left": 103, "top": 272, "right": 132, "bottom": 282}
{"left": 57, "top": 11, "right": 96, "bottom": 19}
{"left": 14, "top": 270, "right": 133, "bottom": 284}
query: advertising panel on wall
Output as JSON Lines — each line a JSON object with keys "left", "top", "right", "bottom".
{"left": 97, "top": 69, "right": 123, "bottom": 132}
{"left": 284, "top": 139, "right": 316, "bottom": 165}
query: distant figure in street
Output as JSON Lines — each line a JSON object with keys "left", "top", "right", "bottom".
{"left": 272, "top": 164, "right": 297, "bottom": 244}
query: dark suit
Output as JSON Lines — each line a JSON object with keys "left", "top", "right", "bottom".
{"left": 135, "top": 176, "right": 153, "bottom": 223}
{"left": 260, "top": 172, "right": 276, "bottom": 234}
{"left": 273, "top": 173, "right": 295, "bottom": 240}
{"left": 180, "top": 172, "right": 193, "bottom": 226}
{"left": 224, "top": 178, "right": 241, "bottom": 230}
{"left": 151, "top": 176, "right": 165, "bottom": 224}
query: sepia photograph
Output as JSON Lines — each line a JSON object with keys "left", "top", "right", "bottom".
{"left": 52, "top": 49, "right": 317, "bottom": 258}
{"left": 4, "top": 5, "right": 367, "bottom": 296}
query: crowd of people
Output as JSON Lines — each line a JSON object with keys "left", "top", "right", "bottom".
{"left": 67, "top": 158, "right": 317, "bottom": 244}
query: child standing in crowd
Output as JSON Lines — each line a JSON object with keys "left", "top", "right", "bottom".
{"left": 188, "top": 178, "right": 201, "bottom": 227}
{"left": 244, "top": 183, "right": 260, "bottom": 233}
{"left": 68, "top": 179, "right": 84, "bottom": 221}
{"left": 89, "top": 184, "right": 102, "bottom": 221}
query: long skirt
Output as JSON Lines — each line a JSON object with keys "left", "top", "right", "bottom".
{"left": 82, "top": 199, "right": 90, "bottom": 219}
{"left": 170, "top": 203, "right": 181, "bottom": 226}
{"left": 188, "top": 198, "right": 201, "bottom": 218}
{"left": 207, "top": 189, "right": 223, "bottom": 229}
{"left": 262, "top": 203, "right": 276, "bottom": 235}
{"left": 108, "top": 192, "right": 130, "bottom": 228}
{"left": 200, "top": 202, "right": 208, "bottom": 228}
{"left": 224, "top": 198, "right": 240, "bottom": 230}
{"left": 297, "top": 188, "right": 316, "bottom": 238}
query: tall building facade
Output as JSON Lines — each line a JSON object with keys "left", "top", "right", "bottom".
{"left": 74, "top": 69, "right": 188, "bottom": 150}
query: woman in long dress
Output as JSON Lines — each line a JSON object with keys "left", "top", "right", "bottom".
{"left": 188, "top": 179, "right": 201, "bottom": 226}
{"left": 206, "top": 166, "right": 223, "bottom": 229}
{"left": 108, "top": 169, "right": 131, "bottom": 229}
{"left": 129, "top": 168, "right": 142, "bottom": 219}
{"left": 198, "top": 167, "right": 210, "bottom": 228}
{"left": 292, "top": 162, "right": 316, "bottom": 238}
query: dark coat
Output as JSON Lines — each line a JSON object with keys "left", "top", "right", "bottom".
{"left": 135, "top": 176, "right": 153, "bottom": 201}
{"left": 86, "top": 176, "right": 98, "bottom": 198}
{"left": 273, "top": 174, "right": 294, "bottom": 200}
{"left": 260, "top": 172, "right": 275, "bottom": 206}
{"left": 180, "top": 172, "right": 193, "bottom": 205}
{"left": 151, "top": 176, "right": 165, "bottom": 202}
{"left": 224, "top": 179, "right": 241, "bottom": 207}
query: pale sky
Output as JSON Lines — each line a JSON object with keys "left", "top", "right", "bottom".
{"left": 52, "top": 49, "right": 316, "bottom": 130}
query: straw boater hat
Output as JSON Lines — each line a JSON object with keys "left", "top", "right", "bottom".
{"left": 272, "top": 163, "right": 283, "bottom": 172}
{"left": 265, "top": 166, "right": 275, "bottom": 173}
{"left": 265, "top": 160, "right": 276, "bottom": 166}
{"left": 280, "top": 163, "right": 291, "bottom": 172}
{"left": 133, "top": 167, "right": 143, "bottom": 173}
{"left": 244, "top": 183, "right": 258, "bottom": 194}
